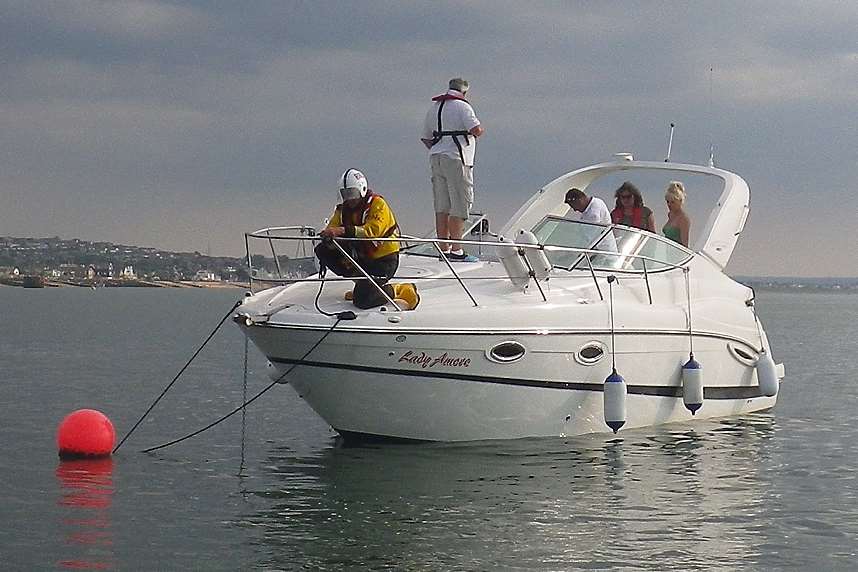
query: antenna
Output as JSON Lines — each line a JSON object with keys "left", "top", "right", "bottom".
{"left": 664, "top": 122, "right": 675, "bottom": 162}
{"left": 708, "top": 66, "right": 716, "bottom": 167}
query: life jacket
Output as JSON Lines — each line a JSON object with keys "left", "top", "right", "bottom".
{"left": 611, "top": 207, "right": 644, "bottom": 229}
{"left": 339, "top": 191, "right": 399, "bottom": 258}
{"left": 430, "top": 93, "right": 473, "bottom": 165}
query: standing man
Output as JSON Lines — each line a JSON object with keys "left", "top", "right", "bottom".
{"left": 421, "top": 78, "right": 484, "bottom": 261}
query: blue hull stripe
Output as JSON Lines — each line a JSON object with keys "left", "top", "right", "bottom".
{"left": 269, "top": 357, "right": 763, "bottom": 400}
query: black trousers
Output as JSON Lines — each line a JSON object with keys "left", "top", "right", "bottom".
{"left": 315, "top": 241, "right": 399, "bottom": 309}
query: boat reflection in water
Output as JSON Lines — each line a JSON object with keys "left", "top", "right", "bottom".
{"left": 55, "top": 458, "right": 114, "bottom": 570}
{"left": 241, "top": 415, "right": 779, "bottom": 570}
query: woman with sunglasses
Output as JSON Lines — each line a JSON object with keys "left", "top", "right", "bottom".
{"left": 610, "top": 181, "right": 657, "bottom": 233}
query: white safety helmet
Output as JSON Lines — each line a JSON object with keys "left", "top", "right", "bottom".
{"left": 338, "top": 168, "right": 368, "bottom": 202}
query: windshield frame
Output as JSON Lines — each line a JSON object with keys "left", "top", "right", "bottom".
{"left": 531, "top": 215, "right": 695, "bottom": 274}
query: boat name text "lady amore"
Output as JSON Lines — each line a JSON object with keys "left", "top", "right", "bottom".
{"left": 398, "top": 350, "right": 471, "bottom": 369}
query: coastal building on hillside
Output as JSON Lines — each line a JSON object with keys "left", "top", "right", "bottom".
{"left": 194, "top": 270, "right": 220, "bottom": 282}
{"left": 87, "top": 263, "right": 114, "bottom": 279}
{"left": 221, "top": 266, "right": 246, "bottom": 282}
{"left": 58, "top": 264, "right": 86, "bottom": 278}
{"left": 120, "top": 265, "right": 136, "bottom": 279}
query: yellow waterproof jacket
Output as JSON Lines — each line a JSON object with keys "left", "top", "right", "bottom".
{"left": 326, "top": 192, "right": 400, "bottom": 260}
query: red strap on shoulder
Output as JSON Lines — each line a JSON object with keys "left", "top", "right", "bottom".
{"left": 431, "top": 93, "right": 469, "bottom": 103}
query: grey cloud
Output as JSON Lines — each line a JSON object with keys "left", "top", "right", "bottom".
{"left": 1, "top": 1, "right": 857, "bottom": 275}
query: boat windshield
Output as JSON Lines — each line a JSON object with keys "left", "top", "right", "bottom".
{"left": 532, "top": 216, "right": 692, "bottom": 272}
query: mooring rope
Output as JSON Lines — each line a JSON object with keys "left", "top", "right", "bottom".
{"left": 113, "top": 299, "right": 242, "bottom": 454}
{"left": 684, "top": 267, "right": 695, "bottom": 359}
{"left": 141, "top": 314, "right": 350, "bottom": 453}
{"left": 239, "top": 334, "right": 248, "bottom": 472}
{"left": 607, "top": 275, "right": 617, "bottom": 371}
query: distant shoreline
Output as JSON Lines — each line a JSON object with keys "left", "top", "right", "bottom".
{"left": 0, "top": 277, "right": 249, "bottom": 289}
{"left": 734, "top": 276, "right": 858, "bottom": 293}
{"left": 3, "top": 276, "right": 858, "bottom": 293}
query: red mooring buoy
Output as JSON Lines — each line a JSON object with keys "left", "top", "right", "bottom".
{"left": 57, "top": 409, "right": 115, "bottom": 459}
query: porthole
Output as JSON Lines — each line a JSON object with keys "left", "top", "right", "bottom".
{"left": 728, "top": 342, "right": 758, "bottom": 366}
{"left": 734, "top": 347, "right": 754, "bottom": 360}
{"left": 575, "top": 341, "right": 606, "bottom": 365}
{"left": 487, "top": 341, "right": 526, "bottom": 363}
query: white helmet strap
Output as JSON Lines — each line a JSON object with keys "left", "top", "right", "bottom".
{"left": 342, "top": 168, "right": 356, "bottom": 192}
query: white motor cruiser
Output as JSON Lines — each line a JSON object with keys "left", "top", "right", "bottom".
{"left": 235, "top": 155, "right": 784, "bottom": 442}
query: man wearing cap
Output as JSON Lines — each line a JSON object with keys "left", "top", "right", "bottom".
{"left": 564, "top": 187, "right": 619, "bottom": 258}
{"left": 421, "top": 77, "right": 484, "bottom": 262}
{"left": 565, "top": 188, "right": 611, "bottom": 225}
{"left": 315, "top": 168, "right": 418, "bottom": 310}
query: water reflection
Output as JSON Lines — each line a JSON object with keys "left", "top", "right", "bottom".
{"left": 241, "top": 415, "right": 778, "bottom": 570}
{"left": 55, "top": 458, "right": 115, "bottom": 570}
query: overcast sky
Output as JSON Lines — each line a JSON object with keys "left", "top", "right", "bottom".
{"left": 2, "top": 1, "right": 856, "bottom": 276}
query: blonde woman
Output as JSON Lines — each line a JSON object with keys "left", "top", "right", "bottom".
{"left": 663, "top": 181, "right": 690, "bottom": 247}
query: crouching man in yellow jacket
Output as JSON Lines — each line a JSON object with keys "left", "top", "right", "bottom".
{"left": 315, "top": 169, "right": 419, "bottom": 310}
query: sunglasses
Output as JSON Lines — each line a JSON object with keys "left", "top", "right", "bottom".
{"left": 619, "top": 194, "right": 633, "bottom": 199}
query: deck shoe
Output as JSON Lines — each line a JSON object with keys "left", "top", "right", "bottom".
{"left": 447, "top": 251, "right": 479, "bottom": 262}
{"left": 393, "top": 283, "right": 420, "bottom": 311}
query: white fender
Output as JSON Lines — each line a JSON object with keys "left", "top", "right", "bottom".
{"left": 756, "top": 349, "right": 779, "bottom": 397}
{"left": 603, "top": 369, "right": 627, "bottom": 433}
{"left": 516, "top": 229, "right": 552, "bottom": 282}
{"left": 681, "top": 357, "right": 704, "bottom": 414}
{"left": 496, "top": 234, "right": 530, "bottom": 289}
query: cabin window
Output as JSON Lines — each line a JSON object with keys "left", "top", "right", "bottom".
{"left": 487, "top": 341, "right": 526, "bottom": 363}
{"left": 575, "top": 342, "right": 606, "bottom": 365}
{"left": 728, "top": 342, "right": 758, "bottom": 366}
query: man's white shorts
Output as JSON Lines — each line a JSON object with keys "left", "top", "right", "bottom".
{"left": 430, "top": 153, "right": 473, "bottom": 220}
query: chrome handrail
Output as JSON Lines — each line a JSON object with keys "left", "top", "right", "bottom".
{"left": 433, "top": 242, "right": 479, "bottom": 307}
{"left": 247, "top": 226, "right": 318, "bottom": 283}
{"left": 247, "top": 230, "right": 692, "bottom": 264}
{"left": 244, "top": 227, "right": 693, "bottom": 309}
{"left": 265, "top": 229, "right": 283, "bottom": 279}
{"left": 328, "top": 238, "right": 401, "bottom": 311}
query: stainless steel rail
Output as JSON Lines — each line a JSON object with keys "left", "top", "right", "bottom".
{"left": 244, "top": 227, "right": 693, "bottom": 310}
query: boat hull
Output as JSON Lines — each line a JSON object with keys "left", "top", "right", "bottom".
{"left": 244, "top": 324, "right": 778, "bottom": 442}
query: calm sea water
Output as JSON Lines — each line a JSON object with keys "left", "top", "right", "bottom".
{"left": 1, "top": 286, "right": 856, "bottom": 570}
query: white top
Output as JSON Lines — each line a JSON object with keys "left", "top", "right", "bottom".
{"left": 422, "top": 90, "right": 481, "bottom": 166}
{"left": 578, "top": 196, "right": 618, "bottom": 253}
{"left": 579, "top": 197, "right": 611, "bottom": 224}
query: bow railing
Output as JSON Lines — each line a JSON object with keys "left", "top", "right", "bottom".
{"left": 244, "top": 224, "right": 695, "bottom": 308}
